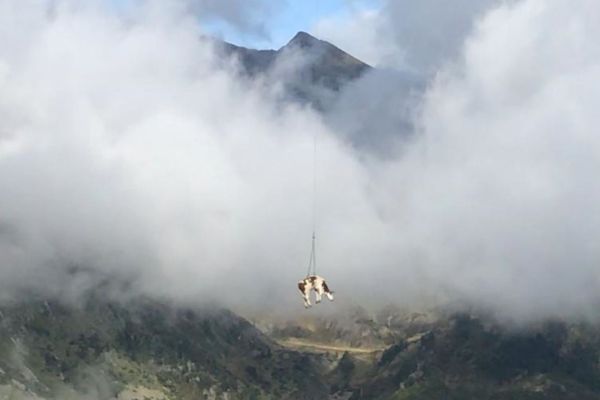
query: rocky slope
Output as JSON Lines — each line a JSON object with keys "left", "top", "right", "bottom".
{"left": 253, "top": 309, "right": 600, "bottom": 399}
{"left": 4, "top": 297, "right": 600, "bottom": 400}
{"left": 0, "top": 297, "right": 328, "bottom": 400}
{"left": 358, "top": 314, "right": 600, "bottom": 399}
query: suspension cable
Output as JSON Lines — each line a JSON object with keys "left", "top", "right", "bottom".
{"left": 306, "top": 129, "right": 317, "bottom": 277}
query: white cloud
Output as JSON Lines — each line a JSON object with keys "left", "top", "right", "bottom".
{"left": 371, "top": 0, "right": 600, "bottom": 321}
{"left": 312, "top": 0, "right": 505, "bottom": 73}
{"left": 2, "top": 0, "right": 600, "bottom": 324}
{"left": 0, "top": 1, "right": 374, "bottom": 309}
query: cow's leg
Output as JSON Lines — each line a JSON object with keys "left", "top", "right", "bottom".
{"left": 322, "top": 280, "right": 334, "bottom": 301}
{"left": 315, "top": 287, "right": 323, "bottom": 303}
{"left": 299, "top": 282, "right": 311, "bottom": 308}
{"left": 303, "top": 291, "right": 311, "bottom": 308}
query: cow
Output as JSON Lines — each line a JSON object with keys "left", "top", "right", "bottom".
{"left": 297, "top": 275, "right": 334, "bottom": 308}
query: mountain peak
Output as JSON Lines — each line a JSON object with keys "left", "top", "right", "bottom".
{"left": 217, "top": 30, "right": 371, "bottom": 109}
{"left": 286, "top": 31, "right": 321, "bottom": 48}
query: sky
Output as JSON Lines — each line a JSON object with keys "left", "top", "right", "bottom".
{"left": 2, "top": 0, "right": 600, "bottom": 324}
{"left": 108, "top": 0, "right": 382, "bottom": 50}
{"left": 201, "top": 0, "right": 382, "bottom": 49}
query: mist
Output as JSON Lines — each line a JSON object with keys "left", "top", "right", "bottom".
{"left": 1, "top": 0, "right": 600, "bottom": 323}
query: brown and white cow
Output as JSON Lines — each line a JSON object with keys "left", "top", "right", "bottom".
{"left": 297, "top": 275, "right": 334, "bottom": 308}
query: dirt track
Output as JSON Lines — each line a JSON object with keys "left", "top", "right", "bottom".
{"left": 277, "top": 338, "right": 385, "bottom": 354}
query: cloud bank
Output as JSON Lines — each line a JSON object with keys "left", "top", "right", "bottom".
{"left": 0, "top": 1, "right": 369, "bottom": 308}
{"left": 1, "top": 0, "right": 600, "bottom": 323}
{"left": 314, "top": 0, "right": 505, "bottom": 72}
